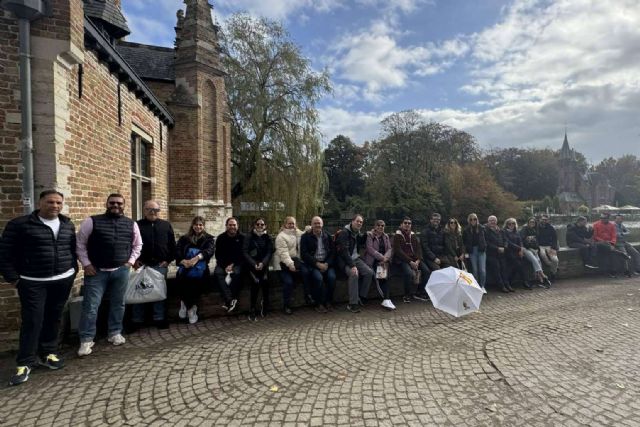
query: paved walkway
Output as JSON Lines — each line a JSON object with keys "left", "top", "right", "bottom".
{"left": 1, "top": 277, "right": 640, "bottom": 426}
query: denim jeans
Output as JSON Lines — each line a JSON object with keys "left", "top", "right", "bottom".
{"left": 469, "top": 246, "right": 487, "bottom": 288}
{"left": 279, "top": 263, "right": 310, "bottom": 307}
{"left": 131, "top": 266, "right": 168, "bottom": 322}
{"left": 522, "top": 248, "right": 542, "bottom": 273}
{"left": 305, "top": 266, "right": 336, "bottom": 305}
{"left": 398, "top": 261, "right": 430, "bottom": 297}
{"left": 79, "top": 265, "right": 130, "bottom": 342}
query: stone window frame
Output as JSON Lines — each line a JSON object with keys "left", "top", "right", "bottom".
{"left": 130, "top": 125, "right": 154, "bottom": 220}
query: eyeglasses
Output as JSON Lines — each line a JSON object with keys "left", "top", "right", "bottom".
{"left": 256, "top": 223, "right": 265, "bottom": 227}
{"left": 146, "top": 208, "right": 160, "bottom": 213}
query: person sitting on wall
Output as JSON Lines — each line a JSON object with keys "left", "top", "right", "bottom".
{"left": 566, "top": 216, "right": 598, "bottom": 269}
{"left": 214, "top": 217, "right": 244, "bottom": 314}
{"left": 519, "top": 217, "right": 552, "bottom": 288}
{"left": 364, "top": 219, "right": 395, "bottom": 311}
{"left": 421, "top": 213, "right": 451, "bottom": 271}
{"left": 462, "top": 213, "right": 487, "bottom": 289}
{"left": 300, "top": 216, "right": 336, "bottom": 314}
{"left": 614, "top": 214, "right": 640, "bottom": 277}
{"left": 485, "top": 215, "right": 511, "bottom": 293}
{"left": 392, "top": 217, "right": 430, "bottom": 303}
{"left": 273, "top": 216, "right": 306, "bottom": 315}
{"left": 592, "top": 212, "right": 629, "bottom": 278}
{"left": 242, "top": 217, "right": 274, "bottom": 321}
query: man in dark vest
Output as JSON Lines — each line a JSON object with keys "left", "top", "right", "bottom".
{"left": 76, "top": 193, "right": 142, "bottom": 356}
{"left": 131, "top": 200, "right": 176, "bottom": 330}
{"left": 0, "top": 190, "right": 78, "bottom": 386}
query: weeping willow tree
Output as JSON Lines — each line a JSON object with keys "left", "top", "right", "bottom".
{"left": 221, "top": 13, "right": 331, "bottom": 228}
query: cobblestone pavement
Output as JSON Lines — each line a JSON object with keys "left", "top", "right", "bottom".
{"left": 1, "top": 276, "right": 640, "bottom": 426}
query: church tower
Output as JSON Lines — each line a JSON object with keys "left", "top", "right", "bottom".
{"left": 558, "top": 132, "right": 578, "bottom": 193}
{"left": 167, "top": 0, "right": 232, "bottom": 234}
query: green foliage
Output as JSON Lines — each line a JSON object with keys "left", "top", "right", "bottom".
{"left": 594, "top": 155, "right": 640, "bottom": 206}
{"left": 221, "top": 14, "right": 331, "bottom": 224}
{"left": 323, "top": 135, "right": 366, "bottom": 205}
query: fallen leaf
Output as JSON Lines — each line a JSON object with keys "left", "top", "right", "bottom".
{"left": 485, "top": 404, "right": 498, "bottom": 412}
{"left": 585, "top": 324, "right": 593, "bottom": 328}
{"left": 595, "top": 349, "right": 603, "bottom": 353}
{"left": 270, "top": 385, "right": 279, "bottom": 392}
{"left": 616, "top": 383, "right": 625, "bottom": 389}
{"left": 627, "top": 294, "right": 634, "bottom": 296}
{"left": 623, "top": 323, "right": 629, "bottom": 327}
{"left": 627, "top": 308, "right": 634, "bottom": 311}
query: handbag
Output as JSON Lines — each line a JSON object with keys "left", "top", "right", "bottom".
{"left": 125, "top": 266, "right": 167, "bottom": 304}
{"left": 177, "top": 247, "right": 207, "bottom": 278}
{"left": 376, "top": 264, "right": 388, "bottom": 279}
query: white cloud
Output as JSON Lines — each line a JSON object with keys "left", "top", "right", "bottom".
{"left": 215, "top": 0, "right": 343, "bottom": 21}
{"left": 318, "top": 107, "right": 390, "bottom": 144}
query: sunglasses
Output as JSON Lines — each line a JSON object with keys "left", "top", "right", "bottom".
{"left": 256, "top": 223, "right": 265, "bottom": 227}
{"left": 108, "top": 201, "right": 124, "bottom": 206}
{"left": 146, "top": 208, "right": 161, "bottom": 213}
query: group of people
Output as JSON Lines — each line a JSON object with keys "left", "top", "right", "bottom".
{"left": 1, "top": 190, "right": 638, "bottom": 387}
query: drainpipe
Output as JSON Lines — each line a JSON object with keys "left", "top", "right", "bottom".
{"left": 0, "top": 0, "right": 49, "bottom": 214}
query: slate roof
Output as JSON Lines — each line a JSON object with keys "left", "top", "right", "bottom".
{"left": 116, "top": 42, "right": 176, "bottom": 82}
{"left": 83, "top": 0, "right": 130, "bottom": 39}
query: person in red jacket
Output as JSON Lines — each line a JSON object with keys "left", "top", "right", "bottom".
{"left": 592, "top": 213, "right": 629, "bottom": 278}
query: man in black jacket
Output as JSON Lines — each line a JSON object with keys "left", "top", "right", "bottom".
{"left": 214, "top": 217, "right": 244, "bottom": 313}
{"left": 300, "top": 216, "right": 336, "bottom": 313}
{"left": 421, "top": 213, "right": 451, "bottom": 271}
{"left": 335, "top": 214, "right": 373, "bottom": 313}
{"left": 566, "top": 216, "right": 597, "bottom": 269}
{"left": 131, "top": 200, "right": 176, "bottom": 329}
{"left": 0, "top": 190, "right": 78, "bottom": 386}
{"left": 538, "top": 214, "right": 559, "bottom": 279}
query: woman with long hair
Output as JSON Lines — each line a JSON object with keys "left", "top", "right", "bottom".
{"left": 175, "top": 216, "right": 215, "bottom": 324}
{"left": 462, "top": 213, "right": 487, "bottom": 289}
{"left": 444, "top": 218, "right": 465, "bottom": 269}
{"left": 502, "top": 218, "right": 529, "bottom": 290}
{"left": 485, "top": 215, "right": 511, "bottom": 292}
{"left": 364, "top": 220, "right": 395, "bottom": 310}
{"left": 273, "top": 216, "right": 306, "bottom": 315}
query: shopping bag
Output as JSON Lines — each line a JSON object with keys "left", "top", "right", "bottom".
{"left": 125, "top": 266, "right": 167, "bottom": 304}
{"left": 376, "top": 264, "right": 388, "bottom": 279}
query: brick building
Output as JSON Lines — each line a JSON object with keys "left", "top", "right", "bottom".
{"left": 557, "top": 133, "right": 615, "bottom": 214}
{"left": 0, "top": 0, "right": 231, "bottom": 335}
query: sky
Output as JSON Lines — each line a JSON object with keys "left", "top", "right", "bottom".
{"left": 122, "top": 0, "right": 640, "bottom": 163}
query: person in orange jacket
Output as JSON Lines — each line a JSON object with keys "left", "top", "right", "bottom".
{"left": 592, "top": 213, "right": 629, "bottom": 278}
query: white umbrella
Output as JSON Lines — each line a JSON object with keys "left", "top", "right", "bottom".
{"left": 425, "top": 267, "right": 485, "bottom": 317}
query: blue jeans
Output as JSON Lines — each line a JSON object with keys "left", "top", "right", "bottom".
{"left": 305, "top": 266, "right": 336, "bottom": 305}
{"left": 398, "top": 261, "right": 430, "bottom": 297}
{"left": 279, "top": 263, "right": 310, "bottom": 307}
{"left": 79, "top": 265, "right": 130, "bottom": 342}
{"left": 469, "top": 247, "right": 487, "bottom": 288}
{"left": 131, "top": 266, "right": 168, "bottom": 322}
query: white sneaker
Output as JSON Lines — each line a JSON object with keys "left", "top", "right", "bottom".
{"left": 188, "top": 305, "right": 198, "bottom": 324}
{"left": 179, "top": 301, "right": 187, "bottom": 319}
{"left": 78, "top": 341, "right": 94, "bottom": 357}
{"left": 381, "top": 299, "right": 396, "bottom": 310}
{"left": 107, "top": 334, "right": 126, "bottom": 346}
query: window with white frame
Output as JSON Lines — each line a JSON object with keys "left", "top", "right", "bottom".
{"left": 130, "top": 131, "right": 152, "bottom": 220}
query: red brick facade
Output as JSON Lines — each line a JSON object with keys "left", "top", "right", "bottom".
{"left": 0, "top": 0, "right": 231, "bottom": 339}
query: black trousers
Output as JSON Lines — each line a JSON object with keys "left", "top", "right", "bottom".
{"left": 248, "top": 268, "right": 270, "bottom": 311}
{"left": 505, "top": 256, "right": 526, "bottom": 287}
{"left": 486, "top": 252, "right": 507, "bottom": 287}
{"left": 214, "top": 265, "right": 243, "bottom": 305}
{"left": 568, "top": 242, "right": 594, "bottom": 265}
{"left": 177, "top": 275, "right": 207, "bottom": 309}
{"left": 17, "top": 274, "right": 75, "bottom": 366}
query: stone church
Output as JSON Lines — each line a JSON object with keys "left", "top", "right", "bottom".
{"left": 0, "top": 0, "right": 231, "bottom": 332}
{"left": 557, "top": 133, "right": 615, "bottom": 213}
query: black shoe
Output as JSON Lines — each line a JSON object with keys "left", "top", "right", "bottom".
{"left": 39, "top": 354, "right": 64, "bottom": 370}
{"left": 305, "top": 294, "right": 316, "bottom": 306}
{"left": 358, "top": 297, "right": 368, "bottom": 306}
{"left": 126, "top": 322, "right": 144, "bottom": 334}
{"left": 501, "top": 286, "right": 510, "bottom": 293}
{"left": 625, "top": 271, "right": 633, "bottom": 278}
{"left": 346, "top": 304, "right": 361, "bottom": 313}
{"left": 154, "top": 319, "right": 169, "bottom": 330}
{"left": 608, "top": 273, "right": 617, "bottom": 279}
{"left": 543, "top": 278, "right": 552, "bottom": 289}
{"left": 403, "top": 296, "right": 412, "bottom": 303}
{"left": 283, "top": 306, "right": 293, "bottom": 315}
{"left": 325, "top": 303, "right": 334, "bottom": 312}
{"left": 259, "top": 299, "right": 267, "bottom": 317}
{"left": 248, "top": 311, "right": 257, "bottom": 322}
{"left": 413, "top": 292, "right": 430, "bottom": 301}
{"left": 315, "top": 305, "right": 328, "bottom": 314}
{"left": 227, "top": 299, "right": 238, "bottom": 314}
{"left": 8, "top": 366, "right": 30, "bottom": 386}
{"left": 523, "top": 281, "right": 533, "bottom": 290}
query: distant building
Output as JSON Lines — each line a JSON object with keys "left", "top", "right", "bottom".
{"left": 557, "top": 133, "right": 615, "bottom": 213}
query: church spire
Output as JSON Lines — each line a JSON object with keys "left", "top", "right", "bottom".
{"left": 174, "top": 0, "right": 220, "bottom": 69}
{"left": 560, "top": 131, "right": 572, "bottom": 161}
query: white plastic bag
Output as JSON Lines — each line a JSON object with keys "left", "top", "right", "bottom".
{"left": 376, "top": 264, "right": 388, "bottom": 279}
{"left": 125, "top": 266, "right": 167, "bottom": 304}
{"left": 225, "top": 271, "right": 232, "bottom": 285}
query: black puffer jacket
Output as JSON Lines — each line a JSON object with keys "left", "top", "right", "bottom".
{"left": 503, "top": 228, "right": 524, "bottom": 259}
{"left": 566, "top": 223, "right": 593, "bottom": 246}
{"left": 421, "top": 224, "right": 446, "bottom": 261}
{"left": 176, "top": 233, "right": 215, "bottom": 277}
{"left": 242, "top": 230, "right": 273, "bottom": 268}
{"left": 0, "top": 211, "right": 77, "bottom": 282}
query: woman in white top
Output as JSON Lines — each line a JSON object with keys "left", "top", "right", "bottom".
{"left": 274, "top": 216, "right": 305, "bottom": 314}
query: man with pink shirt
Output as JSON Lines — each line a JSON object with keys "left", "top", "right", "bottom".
{"left": 76, "top": 193, "right": 142, "bottom": 356}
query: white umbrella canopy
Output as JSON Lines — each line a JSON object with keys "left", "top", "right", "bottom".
{"left": 425, "top": 267, "right": 485, "bottom": 317}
